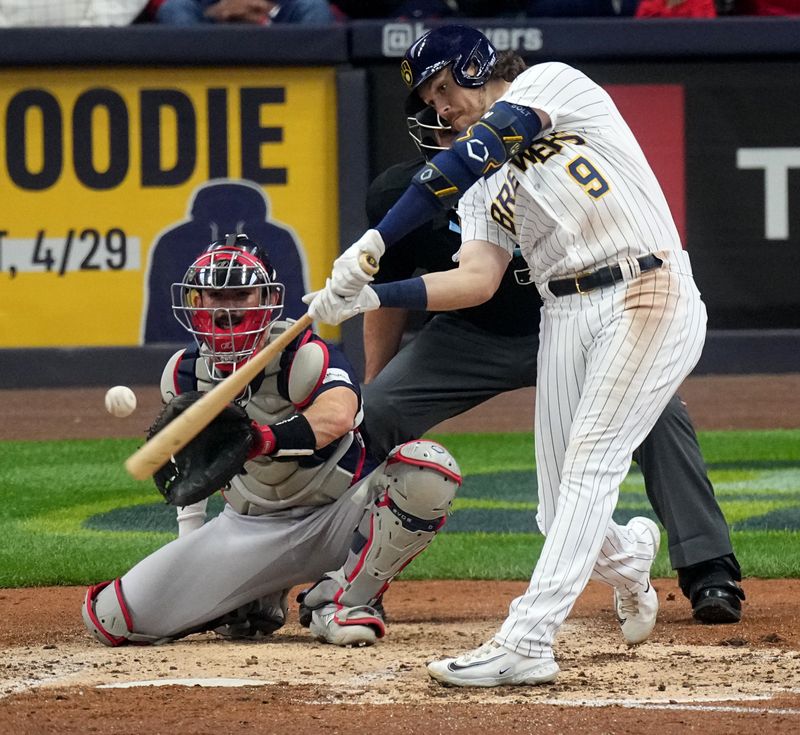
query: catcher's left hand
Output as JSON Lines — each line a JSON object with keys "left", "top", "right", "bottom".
{"left": 147, "top": 391, "right": 258, "bottom": 507}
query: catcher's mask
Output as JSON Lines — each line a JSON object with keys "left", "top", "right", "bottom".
{"left": 172, "top": 233, "right": 285, "bottom": 379}
{"left": 406, "top": 102, "right": 455, "bottom": 160}
{"left": 402, "top": 25, "right": 497, "bottom": 113}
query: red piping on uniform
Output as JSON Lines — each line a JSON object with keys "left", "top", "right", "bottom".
{"left": 349, "top": 429, "right": 367, "bottom": 486}
{"left": 291, "top": 337, "right": 330, "bottom": 410}
{"left": 172, "top": 350, "right": 185, "bottom": 395}
{"left": 386, "top": 441, "right": 463, "bottom": 484}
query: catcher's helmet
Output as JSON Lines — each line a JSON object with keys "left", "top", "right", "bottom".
{"left": 172, "top": 233, "right": 285, "bottom": 378}
{"left": 401, "top": 25, "right": 497, "bottom": 94}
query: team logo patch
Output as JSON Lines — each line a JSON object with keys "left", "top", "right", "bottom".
{"left": 400, "top": 60, "right": 414, "bottom": 88}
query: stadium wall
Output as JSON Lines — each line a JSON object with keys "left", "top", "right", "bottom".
{"left": 0, "top": 19, "right": 798, "bottom": 386}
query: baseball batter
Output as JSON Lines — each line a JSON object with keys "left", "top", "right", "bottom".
{"left": 364, "top": 124, "right": 743, "bottom": 622}
{"left": 82, "top": 234, "right": 461, "bottom": 648}
{"left": 307, "top": 25, "right": 709, "bottom": 686}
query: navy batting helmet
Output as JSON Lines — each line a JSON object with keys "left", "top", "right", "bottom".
{"left": 400, "top": 25, "right": 497, "bottom": 94}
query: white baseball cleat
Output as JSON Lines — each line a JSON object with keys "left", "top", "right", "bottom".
{"left": 614, "top": 516, "right": 661, "bottom": 645}
{"left": 427, "top": 640, "right": 560, "bottom": 687}
{"left": 309, "top": 603, "right": 385, "bottom": 647}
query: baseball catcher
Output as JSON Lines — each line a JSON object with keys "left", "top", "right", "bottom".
{"left": 82, "top": 233, "right": 461, "bottom": 647}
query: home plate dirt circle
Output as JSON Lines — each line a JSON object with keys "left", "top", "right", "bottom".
{"left": 4, "top": 617, "right": 800, "bottom": 707}
{"left": 3, "top": 580, "right": 800, "bottom": 732}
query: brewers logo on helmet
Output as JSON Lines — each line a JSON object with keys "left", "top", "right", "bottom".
{"left": 400, "top": 59, "right": 414, "bottom": 88}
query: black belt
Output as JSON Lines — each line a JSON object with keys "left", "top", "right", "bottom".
{"left": 548, "top": 254, "right": 663, "bottom": 297}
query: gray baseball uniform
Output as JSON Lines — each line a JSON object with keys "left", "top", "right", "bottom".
{"left": 82, "top": 321, "right": 460, "bottom": 645}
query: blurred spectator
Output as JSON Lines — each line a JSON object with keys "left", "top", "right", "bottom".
{"left": 154, "top": 0, "right": 334, "bottom": 24}
{"left": 0, "top": 0, "right": 149, "bottom": 26}
{"left": 734, "top": 0, "right": 800, "bottom": 12}
{"left": 636, "top": 0, "right": 717, "bottom": 16}
{"left": 525, "top": 0, "right": 638, "bottom": 15}
{"left": 458, "top": 0, "right": 526, "bottom": 15}
{"left": 332, "top": 0, "right": 457, "bottom": 18}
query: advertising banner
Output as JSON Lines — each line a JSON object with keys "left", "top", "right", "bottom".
{"left": 0, "top": 67, "right": 340, "bottom": 347}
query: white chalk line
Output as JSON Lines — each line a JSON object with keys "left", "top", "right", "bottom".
{"left": 98, "top": 678, "right": 272, "bottom": 689}
{"left": 534, "top": 696, "right": 800, "bottom": 715}
{"left": 95, "top": 677, "right": 800, "bottom": 714}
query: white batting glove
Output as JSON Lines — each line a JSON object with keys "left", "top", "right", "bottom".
{"left": 330, "top": 229, "right": 385, "bottom": 297}
{"left": 302, "top": 280, "right": 381, "bottom": 326}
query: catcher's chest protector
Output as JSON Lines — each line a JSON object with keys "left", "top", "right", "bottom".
{"left": 160, "top": 321, "right": 358, "bottom": 514}
{"left": 229, "top": 324, "right": 356, "bottom": 514}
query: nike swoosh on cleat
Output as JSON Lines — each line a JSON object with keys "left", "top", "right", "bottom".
{"left": 447, "top": 654, "right": 504, "bottom": 671}
{"left": 498, "top": 667, "right": 510, "bottom": 675}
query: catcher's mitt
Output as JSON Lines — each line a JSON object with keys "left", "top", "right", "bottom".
{"left": 147, "top": 391, "right": 257, "bottom": 507}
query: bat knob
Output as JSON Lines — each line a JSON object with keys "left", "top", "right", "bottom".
{"left": 358, "top": 252, "right": 379, "bottom": 276}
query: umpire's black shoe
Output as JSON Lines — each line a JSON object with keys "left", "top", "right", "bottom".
{"left": 679, "top": 556, "right": 746, "bottom": 625}
{"left": 691, "top": 581, "right": 746, "bottom": 624}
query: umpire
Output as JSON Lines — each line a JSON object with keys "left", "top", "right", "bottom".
{"left": 360, "top": 66, "right": 745, "bottom": 623}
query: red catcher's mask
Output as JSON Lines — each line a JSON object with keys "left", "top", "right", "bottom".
{"left": 172, "top": 244, "right": 285, "bottom": 379}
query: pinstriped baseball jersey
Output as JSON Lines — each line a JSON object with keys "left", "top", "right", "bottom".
{"left": 452, "top": 61, "right": 708, "bottom": 658}
{"left": 458, "top": 62, "right": 682, "bottom": 283}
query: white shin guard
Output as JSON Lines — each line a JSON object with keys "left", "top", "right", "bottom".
{"left": 304, "top": 440, "right": 461, "bottom": 610}
{"left": 82, "top": 579, "right": 167, "bottom": 646}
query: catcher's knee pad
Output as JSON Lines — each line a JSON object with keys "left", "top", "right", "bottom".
{"left": 304, "top": 441, "right": 461, "bottom": 610}
{"left": 82, "top": 580, "right": 165, "bottom": 647}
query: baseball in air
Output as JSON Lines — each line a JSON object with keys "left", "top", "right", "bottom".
{"left": 105, "top": 386, "right": 137, "bottom": 418}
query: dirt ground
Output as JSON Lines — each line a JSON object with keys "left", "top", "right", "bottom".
{"left": 1, "top": 374, "right": 799, "bottom": 734}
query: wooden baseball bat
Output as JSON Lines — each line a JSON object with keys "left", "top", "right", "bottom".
{"left": 124, "top": 314, "right": 312, "bottom": 480}
{"left": 124, "top": 251, "right": 379, "bottom": 481}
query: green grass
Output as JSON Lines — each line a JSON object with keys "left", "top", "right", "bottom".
{"left": 1, "top": 430, "right": 799, "bottom": 587}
